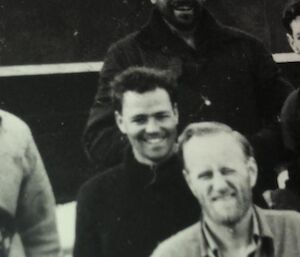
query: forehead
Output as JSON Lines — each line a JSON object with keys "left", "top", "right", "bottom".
{"left": 291, "top": 15, "right": 300, "bottom": 34}
{"left": 121, "top": 88, "right": 173, "bottom": 116}
{"left": 183, "top": 133, "right": 245, "bottom": 168}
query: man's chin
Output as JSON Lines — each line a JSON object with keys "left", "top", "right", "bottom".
{"left": 172, "top": 3, "right": 202, "bottom": 30}
{"left": 207, "top": 202, "right": 248, "bottom": 226}
{"left": 146, "top": 148, "right": 174, "bottom": 162}
{"left": 211, "top": 200, "right": 239, "bottom": 215}
{"left": 209, "top": 210, "right": 242, "bottom": 226}
{"left": 174, "top": 9, "right": 195, "bottom": 20}
{"left": 148, "top": 152, "right": 169, "bottom": 162}
{"left": 171, "top": 18, "right": 197, "bottom": 31}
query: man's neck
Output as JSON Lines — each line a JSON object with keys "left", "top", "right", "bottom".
{"left": 163, "top": 19, "right": 197, "bottom": 49}
{"left": 204, "top": 207, "right": 254, "bottom": 251}
{"left": 133, "top": 145, "right": 177, "bottom": 167}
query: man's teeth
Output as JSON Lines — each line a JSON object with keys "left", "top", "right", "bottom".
{"left": 175, "top": 6, "right": 193, "bottom": 11}
{"left": 146, "top": 138, "right": 164, "bottom": 144}
{"left": 213, "top": 193, "right": 235, "bottom": 201}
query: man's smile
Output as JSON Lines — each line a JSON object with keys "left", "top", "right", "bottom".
{"left": 142, "top": 134, "right": 168, "bottom": 145}
{"left": 211, "top": 192, "right": 237, "bottom": 202}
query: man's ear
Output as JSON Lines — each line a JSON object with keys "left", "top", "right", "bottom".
{"left": 247, "top": 157, "right": 258, "bottom": 188}
{"left": 183, "top": 168, "right": 189, "bottom": 181}
{"left": 173, "top": 103, "right": 179, "bottom": 125}
{"left": 115, "top": 111, "right": 126, "bottom": 134}
{"left": 287, "top": 33, "right": 300, "bottom": 53}
{"left": 183, "top": 169, "right": 197, "bottom": 196}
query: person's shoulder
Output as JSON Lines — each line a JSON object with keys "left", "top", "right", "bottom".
{"left": 217, "top": 23, "right": 265, "bottom": 48}
{"left": 107, "top": 31, "right": 140, "bottom": 52}
{"left": 284, "top": 88, "right": 300, "bottom": 108}
{"left": 281, "top": 88, "right": 300, "bottom": 118}
{"left": 263, "top": 208, "right": 300, "bottom": 220}
{"left": 0, "top": 109, "right": 30, "bottom": 134}
{"left": 0, "top": 110, "right": 32, "bottom": 152}
{"left": 261, "top": 208, "right": 300, "bottom": 231}
{"left": 77, "top": 163, "right": 125, "bottom": 204}
{"left": 260, "top": 208, "right": 300, "bottom": 254}
{"left": 80, "top": 164, "right": 124, "bottom": 195}
{"left": 151, "top": 223, "right": 200, "bottom": 257}
{"left": 218, "top": 24, "right": 273, "bottom": 64}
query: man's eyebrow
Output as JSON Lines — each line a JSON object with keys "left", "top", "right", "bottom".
{"left": 154, "top": 111, "right": 170, "bottom": 115}
{"left": 130, "top": 114, "right": 146, "bottom": 119}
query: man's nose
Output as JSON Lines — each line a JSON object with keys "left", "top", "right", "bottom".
{"left": 211, "top": 172, "right": 228, "bottom": 191}
{"left": 145, "top": 118, "right": 160, "bottom": 133}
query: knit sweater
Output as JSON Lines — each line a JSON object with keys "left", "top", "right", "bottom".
{"left": 151, "top": 206, "right": 300, "bottom": 257}
{"left": 0, "top": 110, "right": 61, "bottom": 257}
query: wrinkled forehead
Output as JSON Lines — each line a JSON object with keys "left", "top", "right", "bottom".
{"left": 183, "top": 133, "right": 246, "bottom": 166}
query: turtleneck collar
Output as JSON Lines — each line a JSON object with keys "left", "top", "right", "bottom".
{"left": 123, "top": 147, "right": 183, "bottom": 189}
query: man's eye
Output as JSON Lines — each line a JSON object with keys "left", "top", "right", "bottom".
{"left": 221, "top": 168, "right": 235, "bottom": 175}
{"left": 198, "top": 172, "right": 212, "bottom": 180}
{"left": 132, "top": 117, "right": 147, "bottom": 124}
{"left": 155, "top": 113, "right": 170, "bottom": 120}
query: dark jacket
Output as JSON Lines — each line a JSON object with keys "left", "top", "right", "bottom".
{"left": 73, "top": 150, "right": 199, "bottom": 257}
{"left": 281, "top": 88, "right": 300, "bottom": 154}
{"left": 281, "top": 88, "right": 300, "bottom": 195}
{"left": 84, "top": 8, "right": 292, "bottom": 180}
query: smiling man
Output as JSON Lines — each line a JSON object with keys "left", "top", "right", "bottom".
{"left": 151, "top": 122, "right": 300, "bottom": 257}
{"left": 74, "top": 67, "right": 199, "bottom": 257}
{"left": 114, "top": 85, "right": 177, "bottom": 166}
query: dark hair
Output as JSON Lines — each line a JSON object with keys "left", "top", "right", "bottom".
{"left": 178, "top": 122, "right": 254, "bottom": 170}
{"left": 110, "top": 66, "right": 178, "bottom": 112}
{"left": 282, "top": 0, "right": 300, "bottom": 34}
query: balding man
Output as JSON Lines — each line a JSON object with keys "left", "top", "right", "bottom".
{"left": 152, "top": 122, "right": 300, "bottom": 257}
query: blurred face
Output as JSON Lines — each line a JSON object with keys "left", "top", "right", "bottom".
{"left": 287, "top": 15, "right": 300, "bottom": 54}
{"left": 115, "top": 88, "right": 178, "bottom": 165}
{"left": 183, "top": 133, "right": 257, "bottom": 227}
{"left": 150, "top": 0, "right": 205, "bottom": 31}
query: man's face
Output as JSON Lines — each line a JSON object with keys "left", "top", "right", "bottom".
{"left": 183, "top": 133, "right": 257, "bottom": 227}
{"left": 115, "top": 88, "right": 178, "bottom": 165}
{"left": 287, "top": 15, "right": 300, "bottom": 54}
{"left": 150, "top": 0, "right": 205, "bottom": 31}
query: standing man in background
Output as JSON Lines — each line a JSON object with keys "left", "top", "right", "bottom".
{"left": 84, "top": 0, "right": 292, "bottom": 198}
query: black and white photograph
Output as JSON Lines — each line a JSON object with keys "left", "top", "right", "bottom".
{"left": 1, "top": 0, "right": 300, "bottom": 256}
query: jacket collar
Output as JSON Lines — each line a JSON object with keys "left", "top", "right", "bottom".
{"left": 136, "top": 7, "right": 239, "bottom": 51}
{"left": 196, "top": 206, "right": 275, "bottom": 257}
{"left": 123, "top": 147, "right": 183, "bottom": 189}
{"left": 253, "top": 206, "right": 275, "bottom": 256}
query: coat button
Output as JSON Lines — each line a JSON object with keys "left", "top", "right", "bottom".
{"left": 161, "top": 46, "right": 169, "bottom": 54}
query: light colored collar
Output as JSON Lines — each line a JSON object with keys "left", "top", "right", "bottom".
{"left": 200, "top": 206, "right": 270, "bottom": 257}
